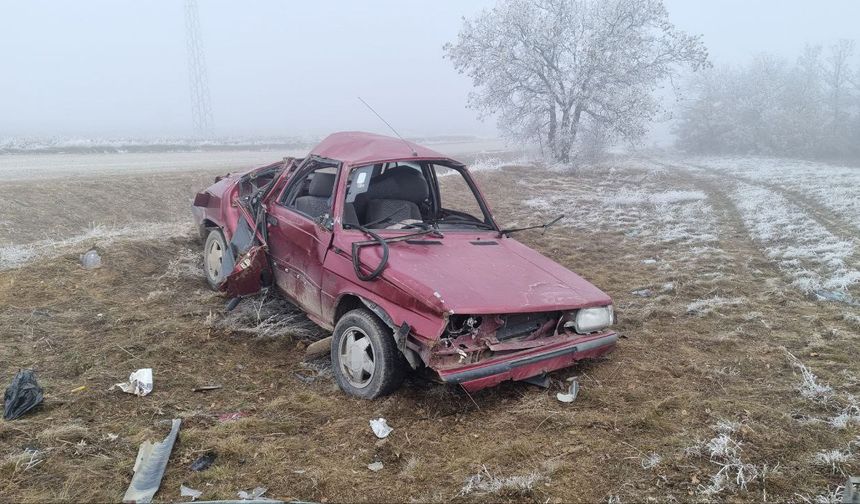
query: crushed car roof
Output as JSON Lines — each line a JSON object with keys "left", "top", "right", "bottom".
{"left": 309, "top": 131, "right": 453, "bottom": 166}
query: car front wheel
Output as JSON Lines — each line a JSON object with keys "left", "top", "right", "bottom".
{"left": 331, "top": 309, "right": 406, "bottom": 399}
{"left": 203, "top": 229, "right": 228, "bottom": 290}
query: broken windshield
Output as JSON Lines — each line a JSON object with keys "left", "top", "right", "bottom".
{"left": 342, "top": 161, "right": 494, "bottom": 231}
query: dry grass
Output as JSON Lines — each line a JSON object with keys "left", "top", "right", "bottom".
{"left": 0, "top": 154, "right": 859, "bottom": 501}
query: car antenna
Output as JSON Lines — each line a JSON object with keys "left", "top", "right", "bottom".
{"left": 358, "top": 96, "right": 418, "bottom": 157}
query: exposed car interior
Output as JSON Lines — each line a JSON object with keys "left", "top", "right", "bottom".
{"left": 343, "top": 162, "right": 493, "bottom": 230}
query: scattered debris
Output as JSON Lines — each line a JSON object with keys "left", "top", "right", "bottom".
{"left": 556, "top": 378, "right": 580, "bottom": 403}
{"left": 180, "top": 484, "right": 203, "bottom": 501}
{"left": 521, "top": 374, "right": 550, "bottom": 388}
{"left": 844, "top": 476, "right": 860, "bottom": 504}
{"left": 80, "top": 248, "right": 102, "bottom": 269}
{"left": 70, "top": 385, "right": 86, "bottom": 393}
{"left": 122, "top": 419, "right": 181, "bottom": 504}
{"left": 217, "top": 412, "right": 248, "bottom": 423}
{"left": 370, "top": 418, "right": 393, "bottom": 439}
{"left": 192, "top": 384, "right": 222, "bottom": 393}
{"left": 304, "top": 336, "right": 332, "bottom": 359}
{"left": 631, "top": 288, "right": 653, "bottom": 297}
{"left": 3, "top": 369, "right": 44, "bottom": 420}
{"left": 368, "top": 461, "right": 384, "bottom": 472}
{"left": 189, "top": 452, "right": 217, "bottom": 472}
{"left": 237, "top": 486, "right": 268, "bottom": 500}
{"left": 113, "top": 368, "right": 153, "bottom": 397}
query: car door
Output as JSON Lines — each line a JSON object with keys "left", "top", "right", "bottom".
{"left": 266, "top": 159, "right": 339, "bottom": 319}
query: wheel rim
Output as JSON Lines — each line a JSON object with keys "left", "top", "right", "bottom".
{"left": 338, "top": 327, "right": 375, "bottom": 388}
{"left": 206, "top": 238, "right": 224, "bottom": 282}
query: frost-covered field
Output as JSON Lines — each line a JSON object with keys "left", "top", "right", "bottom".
{"left": 730, "top": 182, "right": 860, "bottom": 298}
{"left": 1, "top": 150, "right": 859, "bottom": 502}
{"left": 693, "top": 156, "right": 860, "bottom": 233}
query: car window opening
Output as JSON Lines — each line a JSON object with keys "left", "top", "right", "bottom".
{"left": 343, "top": 162, "right": 494, "bottom": 232}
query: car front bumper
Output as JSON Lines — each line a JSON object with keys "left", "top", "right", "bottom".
{"left": 436, "top": 331, "right": 617, "bottom": 392}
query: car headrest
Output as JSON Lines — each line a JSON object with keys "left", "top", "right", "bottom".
{"left": 308, "top": 172, "right": 336, "bottom": 197}
{"left": 366, "top": 168, "right": 428, "bottom": 203}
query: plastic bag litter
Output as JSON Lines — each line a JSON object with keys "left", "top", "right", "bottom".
{"left": 369, "top": 418, "right": 393, "bottom": 439}
{"left": 4, "top": 369, "right": 44, "bottom": 420}
{"left": 180, "top": 485, "right": 202, "bottom": 501}
{"left": 80, "top": 249, "right": 102, "bottom": 269}
{"left": 113, "top": 368, "right": 153, "bottom": 397}
{"left": 367, "top": 461, "right": 384, "bottom": 472}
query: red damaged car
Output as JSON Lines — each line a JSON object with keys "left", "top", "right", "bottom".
{"left": 192, "top": 132, "right": 617, "bottom": 398}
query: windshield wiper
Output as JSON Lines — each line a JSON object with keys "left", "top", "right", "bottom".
{"left": 431, "top": 216, "right": 495, "bottom": 230}
{"left": 499, "top": 214, "right": 564, "bottom": 237}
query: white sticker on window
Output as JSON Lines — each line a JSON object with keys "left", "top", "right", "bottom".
{"left": 356, "top": 172, "right": 367, "bottom": 185}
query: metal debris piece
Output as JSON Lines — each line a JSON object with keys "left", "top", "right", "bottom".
{"left": 217, "top": 412, "right": 248, "bottom": 423}
{"left": 113, "top": 368, "right": 153, "bottom": 397}
{"left": 367, "top": 461, "right": 384, "bottom": 472}
{"left": 190, "top": 452, "right": 217, "bottom": 472}
{"left": 3, "top": 369, "right": 44, "bottom": 420}
{"left": 122, "top": 419, "right": 181, "bottom": 504}
{"left": 556, "top": 378, "right": 580, "bottom": 403}
{"left": 237, "top": 487, "right": 268, "bottom": 500}
{"left": 80, "top": 249, "right": 102, "bottom": 269}
{"left": 192, "top": 384, "right": 222, "bottom": 393}
{"left": 181, "top": 484, "right": 203, "bottom": 501}
{"left": 631, "top": 289, "right": 653, "bottom": 298}
{"left": 369, "top": 418, "right": 393, "bottom": 439}
{"left": 844, "top": 476, "right": 860, "bottom": 504}
{"left": 521, "top": 374, "right": 550, "bottom": 388}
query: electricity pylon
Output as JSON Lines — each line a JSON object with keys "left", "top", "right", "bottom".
{"left": 185, "top": 0, "right": 214, "bottom": 137}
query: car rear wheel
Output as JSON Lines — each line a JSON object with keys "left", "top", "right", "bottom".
{"left": 331, "top": 309, "right": 406, "bottom": 399}
{"left": 203, "top": 229, "right": 228, "bottom": 290}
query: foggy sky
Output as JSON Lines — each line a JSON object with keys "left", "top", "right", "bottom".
{"left": 1, "top": 0, "right": 858, "bottom": 139}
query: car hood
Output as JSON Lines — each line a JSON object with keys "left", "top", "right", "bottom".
{"left": 374, "top": 234, "right": 612, "bottom": 314}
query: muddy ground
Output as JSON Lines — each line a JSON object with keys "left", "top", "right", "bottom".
{"left": 1, "top": 153, "right": 859, "bottom": 502}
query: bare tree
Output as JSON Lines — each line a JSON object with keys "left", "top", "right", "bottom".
{"left": 444, "top": 0, "right": 709, "bottom": 162}
{"left": 822, "top": 40, "right": 856, "bottom": 141}
{"left": 675, "top": 40, "right": 860, "bottom": 160}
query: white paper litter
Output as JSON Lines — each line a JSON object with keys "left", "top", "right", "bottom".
{"left": 180, "top": 485, "right": 202, "bottom": 501}
{"left": 370, "top": 418, "right": 393, "bottom": 439}
{"left": 556, "top": 379, "right": 580, "bottom": 403}
{"left": 368, "top": 461, "right": 384, "bottom": 472}
{"left": 113, "top": 368, "right": 153, "bottom": 397}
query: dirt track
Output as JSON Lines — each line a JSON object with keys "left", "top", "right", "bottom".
{"left": 1, "top": 153, "right": 859, "bottom": 502}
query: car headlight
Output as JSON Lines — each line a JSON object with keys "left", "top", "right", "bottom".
{"left": 570, "top": 306, "right": 614, "bottom": 334}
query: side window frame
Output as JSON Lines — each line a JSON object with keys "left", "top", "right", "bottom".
{"left": 276, "top": 156, "right": 341, "bottom": 218}
{"left": 431, "top": 162, "right": 496, "bottom": 226}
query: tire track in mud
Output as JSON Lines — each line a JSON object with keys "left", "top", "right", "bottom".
{"left": 684, "top": 162, "right": 860, "bottom": 266}
{"left": 663, "top": 164, "right": 789, "bottom": 296}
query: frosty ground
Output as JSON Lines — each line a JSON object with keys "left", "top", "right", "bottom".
{"left": 0, "top": 149, "right": 859, "bottom": 502}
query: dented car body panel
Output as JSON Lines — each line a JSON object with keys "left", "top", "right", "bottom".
{"left": 193, "top": 131, "right": 617, "bottom": 392}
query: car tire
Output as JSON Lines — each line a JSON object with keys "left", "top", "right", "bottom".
{"left": 203, "top": 228, "right": 228, "bottom": 290}
{"left": 331, "top": 308, "right": 406, "bottom": 399}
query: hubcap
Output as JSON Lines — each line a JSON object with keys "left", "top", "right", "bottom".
{"left": 206, "top": 238, "right": 223, "bottom": 281}
{"left": 338, "top": 327, "right": 375, "bottom": 388}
